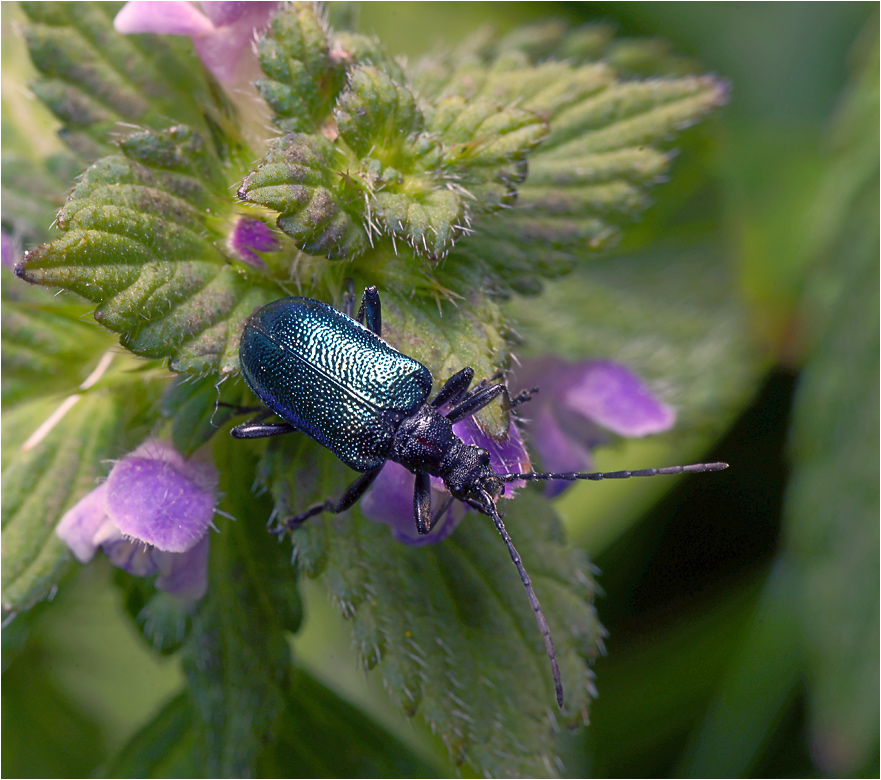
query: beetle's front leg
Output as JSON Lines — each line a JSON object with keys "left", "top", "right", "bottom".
{"left": 272, "top": 466, "right": 384, "bottom": 533}
{"left": 430, "top": 367, "right": 475, "bottom": 409}
{"left": 414, "top": 471, "right": 432, "bottom": 534}
{"left": 356, "top": 286, "right": 382, "bottom": 335}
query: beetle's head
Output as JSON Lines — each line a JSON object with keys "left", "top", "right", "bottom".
{"left": 445, "top": 444, "right": 502, "bottom": 500}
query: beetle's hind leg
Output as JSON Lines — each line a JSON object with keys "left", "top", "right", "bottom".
{"left": 273, "top": 466, "right": 384, "bottom": 533}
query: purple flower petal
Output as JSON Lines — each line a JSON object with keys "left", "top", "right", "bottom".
{"left": 195, "top": 2, "right": 277, "bottom": 86}
{"left": 199, "top": 1, "right": 271, "bottom": 29}
{"left": 103, "top": 537, "right": 162, "bottom": 577}
{"left": 361, "top": 463, "right": 461, "bottom": 546}
{"left": 56, "top": 483, "right": 112, "bottom": 562}
{"left": 529, "top": 406, "right": 595, "bottom": 499}
{"left": 561, "top": 361, "right": 675, "bottom": 437}
{"left": 115, "top": 1, "right": 215, "bottom": 36}
{"left": 114, "top": 1, "right": 277, "bottom": 85}
{"left": 105, "top": 440, "right": 216, "bottom": 553}
{"left": 226, "top": 216, "right": 279, "bottom": 267}
{"left": 154, "top": 534, "right": 210, "bottom": 600}
{"left": 510, "top": 356, "right": 677, "bottom": 497}
{"left": 55, "top": 439, "right": 215, "bottom": 600}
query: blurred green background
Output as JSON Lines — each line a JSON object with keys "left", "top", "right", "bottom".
{"left": 3, "top": 2, "right": 878, "bottom": 777}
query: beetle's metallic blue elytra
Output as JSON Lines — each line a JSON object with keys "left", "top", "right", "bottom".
{"left": 231, "top": 286, "right": 728, "bottom": 709}
{"left": 239, "top": 297, "right": 433, "bottom": 471}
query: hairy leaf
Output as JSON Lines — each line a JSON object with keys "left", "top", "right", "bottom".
{"left": 15, "top": 125, "right": 281, "bottom": 374}
{"left": 417, "top": 42, "right": 728, "bottom": 290}
{"left": 262, "top": 431, "right": 601, "bottom": 776}
{"left": 180, "top": 441, "right": 301, "bottom": 775}
{"left": 19, "top": 1, "right": 227, "bottom": 161}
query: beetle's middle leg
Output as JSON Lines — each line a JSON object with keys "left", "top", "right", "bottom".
{"left": 230, "top": 408, "right": 299, "bottom": 439}
{"left": 273, "top": 466, "right": 384, "bottom": 532}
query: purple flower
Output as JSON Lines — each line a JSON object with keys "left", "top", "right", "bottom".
{"left": 361, "top": 415, "right": 531, "bottom": 546}
{"left": 226, "top": 216, "right": 280, "bottom": 267}
{"left": 56, "top": 439, "right": 218, "bottom": 600}
{"left": 114, "top": 2, "right": 278, "bottom": 86}
{"left": 512, "top": 358, "right": 676, "bottom": 497}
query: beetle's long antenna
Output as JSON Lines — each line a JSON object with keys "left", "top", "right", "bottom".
{"left": 478, "top": 489, "right": 564, "bottom": 708}
{"left": 498, "top": 461, "right": 728, "bottom": 484}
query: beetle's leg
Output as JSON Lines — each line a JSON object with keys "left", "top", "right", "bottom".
{"left": 429, "top": 493, "right": 455, "bottom": 528}
{"left": 431, "top": 367, "right": 474, "bottom": 409}
{"left": 414, "top": 471, "right": 432, "bottom": 534}
{"left": 445, "top": 377, "right": 539, "bottom": 423}
{"left": 231, "top": 407, "right": 298, "bottom": 438}
{"left": 446, "top": 382, "right": 507, "bottom": 424}
{"left": 356, "top": 286, "right": 382, "bottom": 335}
{"left": 273, "top": 466, "right": 384, "bottom": 532}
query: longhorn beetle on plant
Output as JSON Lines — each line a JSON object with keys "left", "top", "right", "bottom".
{"left": 231, "top": 285, "right": 727, "bottom": 707}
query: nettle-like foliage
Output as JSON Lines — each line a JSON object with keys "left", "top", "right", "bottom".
{"left": 5, "top": 3, "right": 731, "bottom": 776}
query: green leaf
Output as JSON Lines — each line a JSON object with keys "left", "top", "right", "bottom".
{"left": 1, "top": 388, "right": 146, "bottom": 613}
{"left": 19, "top": 1, "right": 226, "bottom": 160}
{"left": 239, "top": 132, "right": 370, "bottom": 260}
{"left": 2, "top": 632, "right": 105, "bottom": 777}
{"left": 160, "top": 374, "right": 248, "bottom": 457}
{"left": 255, "top": 2, "right": 349, "bottom": 134}
{"left": 180, "top": 440, "right": 301, "bottom": 775}
{"left": 335, "top": 65, "right": 424, "bottom": 159}
{"left": 15, "top": 125, "right": 280, "bottom": 374}
{"left": 417, "top": 45, "right": 728, "bottom": 290}
{"left": 266, "top": 433, "right": 602, "bottom": 776}
{"left": 1, "top": 297, "right": 106, "bottom": 404}
{"left": 262, "top": 668, "right": 443, "bottom": 776}
{"left": 101, "top": 692, "right": 201, "bottom": 777}
{"left": 783, "top": 23, "right": 879, "bottom": 775}
{"left": 247, "top": 9, "right": 548, "bottom": 264}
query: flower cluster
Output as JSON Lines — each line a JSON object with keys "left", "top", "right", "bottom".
{"left": 56, "top": 440, "right": 218, "bottom": 600}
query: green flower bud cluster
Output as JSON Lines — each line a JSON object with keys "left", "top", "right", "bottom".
{"left": 244, "top": 5, "right": 547, "bottom": 261}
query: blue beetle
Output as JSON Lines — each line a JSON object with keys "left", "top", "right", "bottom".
{"left": 232, "top": 286, "right": 727, "bottom": 707}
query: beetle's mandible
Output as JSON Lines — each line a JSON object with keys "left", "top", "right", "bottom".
{"left": 231, "top": 286, "right": 728, "bottom": 708}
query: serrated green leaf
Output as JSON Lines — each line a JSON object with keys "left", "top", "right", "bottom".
{"left": 270, "top": 462, "right": 601, "bottom": 776}
{"left": 335, "top": 65, "right": 424, "bottom": 159}
{"left": 19, "top": 1, "right": 228, "bottom": 161}
{"left": 16, "top": 125, "right": 281, "bottom": 374}
{"left": 240, "top": 132, "right": 370, "bottom": 259}
{"left": 416, "top": 44, "right": 727, "bottom": 288}
{"left": 255, "top": 2, "right": 348, "bottom": 134}
{"left": 181, "top": 440, "right": 301, "bottom": 776}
